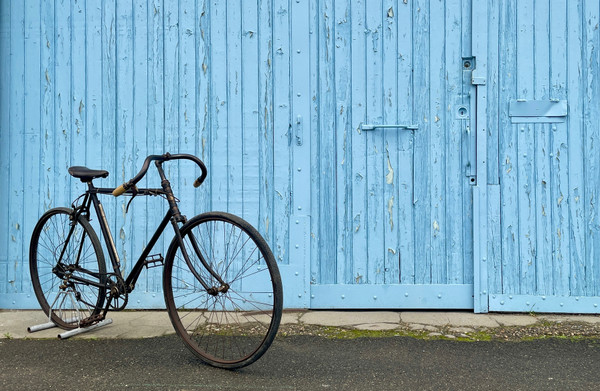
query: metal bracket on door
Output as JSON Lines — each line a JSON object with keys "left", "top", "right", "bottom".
{"left": 359, "top": 123, "right": 419, "bottom": 131}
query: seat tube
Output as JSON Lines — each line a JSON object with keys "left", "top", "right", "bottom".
{"left": 90, "top": 191, "right": 122, "bottom": 271}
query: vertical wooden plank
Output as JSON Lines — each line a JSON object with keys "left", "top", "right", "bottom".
{"left": 291, "top": 0, "right": 311, "bottom": 305}
{"left": 516, "top": 0, "right": 536, "bottom": 295}
{"left": 102, "top": 0, "right": 118, "bottom": 268}
{"left": 397, "top": 0, "right": 415, "bottom": 285}
{"left": 116, "top": 0, "right": 135, "bottom": 273}
{"left": 131, "top": 0, "right": 149, "bottom": 293}
{"left": 23, "top": 0, "right": 42, "bottom": 292}
{"left": 82, "top": 0, "right": 108, "bottom": 292}
{"left": 533, "top": 0, "right": 552, "bottom": 296}
{"left": 242, "top": 1, "right": 259, "bottom": 228}
{"left": 85, "top": 0, "right": 102, "bottom": 172}
{"left": 210, "top": 0, "right": 228, "bottom": 213}
{"left": 163, "top": 0, "right": 179, "bottom": 217}
{"left": 316, "top": 0, "right": 336, "bottom": 284}
{"left": 499, "top": 0, "right": 519, "bottom": 295}
{"left": 486, "top": 0, "right": 502, "bottom": 294}
{"left": 176, "top": 0, "right": 197, "bottom": 241}
{"left": 334, "top": 0, "right": 353, "bottom": 284}
{"left": 381, "top": 0, "right": 400, "bottom": 284}
{"left": 179, "top": 0, "right": 197, "bottom": 155}
{"left": 69, "top": 2, "right": 89, "bottom": 296}
{"left": 147, "top": 0, "right": 166, "bottom": 292}
{"left": 54, "top": 0, "right": 71, "bottom": 209}
{"left": 156, "top": 0, "right": 179, "bottom": 300}
{"left": 273, "top": 0, "right": 291, "bottom": 265}
{"left": 196, "top": 0, "right": 211, "bottom": 216}
{"left": 567, "top": 1, "right": 585, "bottom": 296}
{"left": 0, "top": 2, "right": 10, "bottom": 280}
{"left": 486, "top": 0, "right": 499, "bottom": 187}
{"left": 40, "top": 0, "right": 54, "bottom": 213}
{"left": 550, "top": 0, "right": 570, "bottom": 296}
{"left": 72, "top": 0, "right": 86, "bottom": 170}
{"left": 445, "top": 0, "right": 464, "bottom": 284}
{"left": 258, "top": 0, "right": 274, "bottom": 243}
{"left": 382, "top": 0, "right": 398, "bottom": 284}
{"left": 226, "top": 0, "right": 243, "bottom": 218}
{"left": 308, "top": 0, "right": 319, "bottom": 285}
{"left": 8, "top": 1, "right": 25, "bottom": 293}
{"left": 428, "top": 0, "right": 445, "bottom": 285}
{"left": 365, "top": 0, "right": 384, "bottom": 285}
{"left": 583, "top": 0, "right": 600, "bottom": 295}
{"left": 350, "top": 0, "right": 367, "bottom": 285}
{"left": 412, "top": 0, "right": 430, "bottom": 284}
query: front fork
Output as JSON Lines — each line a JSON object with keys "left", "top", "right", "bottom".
{"left": 155, "top": 161, "right": 229, "bottom": 296}
{"left": 171, "top": 218, "right": 229, "bottom": 296}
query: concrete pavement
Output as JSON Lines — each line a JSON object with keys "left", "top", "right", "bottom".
{"left": 1, "top": 310, "right": 600, "bottom": 340}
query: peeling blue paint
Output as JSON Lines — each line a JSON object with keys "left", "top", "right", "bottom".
{"left": 1, "top": 1, "right": 599, "bottom": 313}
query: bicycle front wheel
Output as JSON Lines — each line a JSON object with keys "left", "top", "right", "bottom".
{"left": 163, "top": 212, "right": 283, "bottom": 369}
{"left": 29, "top": 207, "right": 106, "bottom": 329}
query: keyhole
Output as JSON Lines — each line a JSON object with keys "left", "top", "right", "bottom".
{"left": 457, "top": 106, "right": 468, "bottom": 118}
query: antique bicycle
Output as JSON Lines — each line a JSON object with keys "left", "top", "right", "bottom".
{"left": 28, "top": 153, "right": 283, "bottom": 369}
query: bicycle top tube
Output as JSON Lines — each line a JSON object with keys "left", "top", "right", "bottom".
{"left": 112, "top": 153, "right": 207, "bottom": 197}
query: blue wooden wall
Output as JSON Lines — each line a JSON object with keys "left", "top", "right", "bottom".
{"left": 1, "top": 0, "right": 599, "bottom": 313}
{"left": 0, "top": 0, "right": 305, "bottom": 308}
{"left": 485, "top": 0, "right": 600, "bottom": 313}
{"left": 308, "top": 0, "right": 475, "bottom": 309}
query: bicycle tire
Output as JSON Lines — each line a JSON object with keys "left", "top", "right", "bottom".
{"left": 163, "top": 212, "right": 283, "bottom": 369}
{"left": 29, "top": 207, "right": 107, "bottom": 329}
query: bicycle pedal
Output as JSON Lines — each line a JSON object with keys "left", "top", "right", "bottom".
{"left": 144, "top": 254, "right": 164, "bottom": 269}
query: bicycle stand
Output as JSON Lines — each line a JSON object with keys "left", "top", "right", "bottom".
{"left": 28, "top": 318, "right": 113, "bottom": 339}
{"left": 27, "top": 289, "right": 113, "bottom": 339}
{"left": 57, "top": 318, "right": 113, "bottom": 339}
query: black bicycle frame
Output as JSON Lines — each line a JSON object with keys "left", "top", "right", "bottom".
{"left": 75, "top": 184, "right": 172, "bottom": 292}
{"left": 66, "top": 160, "right": 225, "bottom": 302}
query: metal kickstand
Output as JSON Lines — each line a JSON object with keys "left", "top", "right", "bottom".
{"left": 27, "top": 289, "right": 113, "bottom": 339}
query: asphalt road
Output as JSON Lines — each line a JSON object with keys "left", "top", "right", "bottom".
{"left": 1, "top": 335, "right": 599, "bottom": 390}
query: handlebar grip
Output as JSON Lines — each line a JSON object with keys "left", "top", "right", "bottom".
{"left": 193, "top": 177, "right": 203, "bottom": 188}
{"left": 112, "top": 184, "right": 127, "bottom": 197}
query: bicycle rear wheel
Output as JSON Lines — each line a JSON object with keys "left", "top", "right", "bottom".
{"left": 29, "top": 207, "right": 106, "bottom": 329}
{"left": 163, "top": 212, "right": 283, "bottom": 369}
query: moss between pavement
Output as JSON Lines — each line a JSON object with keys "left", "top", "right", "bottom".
{"left": 277, "top": 321, "right": 600, "bottom": 342}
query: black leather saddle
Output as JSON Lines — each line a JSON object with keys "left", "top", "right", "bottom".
{"left": 68, "top": 166, "right": 109, "bottom": 182}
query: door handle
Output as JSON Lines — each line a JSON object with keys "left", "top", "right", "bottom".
{"left": 359, "top": 123, "right": 418, "bottom": 131}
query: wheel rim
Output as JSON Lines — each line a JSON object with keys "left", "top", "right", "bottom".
{"left": 31, "top": 210, "right": 105, "bottom": 328}
{"left": 167, "top": 216, "right": 281, "bottom": 366}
